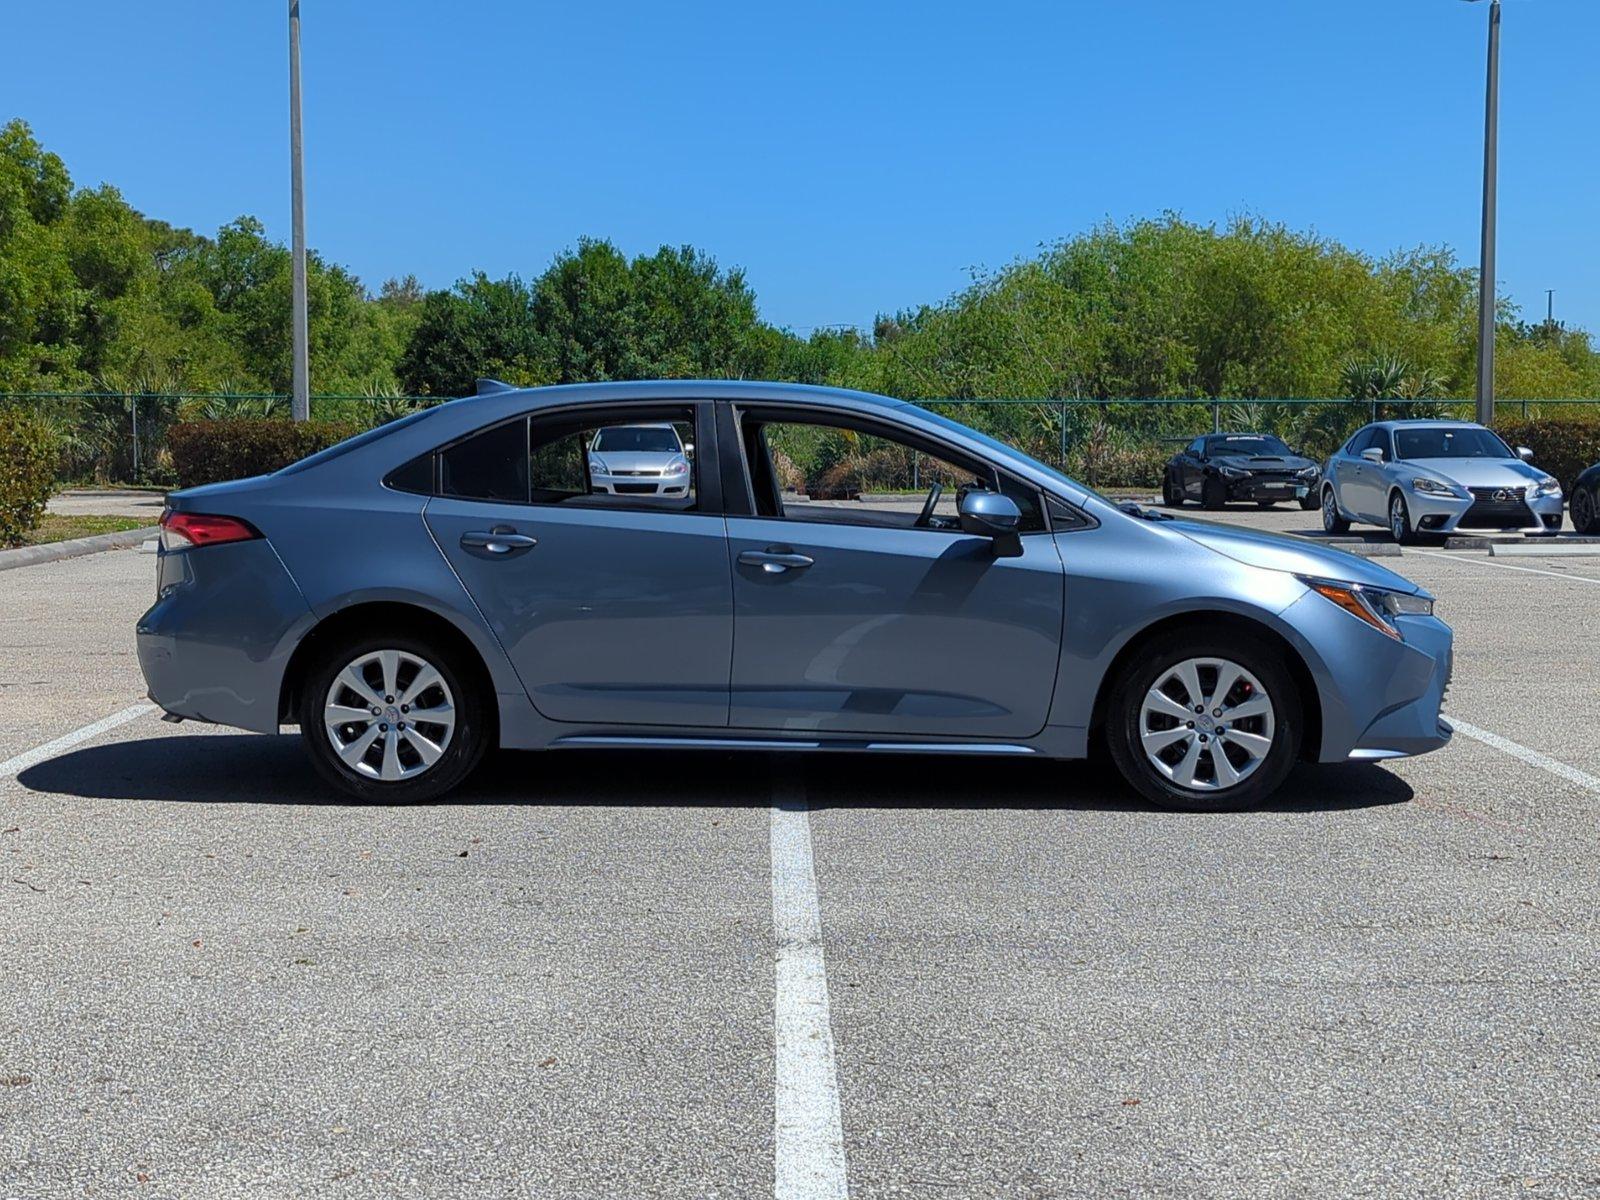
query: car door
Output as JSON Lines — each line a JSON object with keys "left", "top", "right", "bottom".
{"left": 1181, "top": 437, "right": 1207, "bottom": 498}
{"left": 422, "top": 401, "right": 733, "bottom": 728}
{"left": 1332, "top": 427, "right": 1376, "bottom": 520}
{"left": 721, "top": 404, "right": 1065, "bottom": 740}
{"left": 1346, "top": 428, "right": 1393, "bottom": 520}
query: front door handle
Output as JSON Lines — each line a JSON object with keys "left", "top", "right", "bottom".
{"left": 738, "top": 548, "right": 815, "bottom": 574}
{"left": 460, "top": 526, "right": 538, "bottom": 555}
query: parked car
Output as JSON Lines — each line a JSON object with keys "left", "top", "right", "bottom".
{"left": 1161, "top": 433, "right": 1321, "bottom": 511}
{"left": 1570, "top": 462, "right": 1600, "bottom": 535}
{"left": 139, "top": 381, "right": 1453, "bottom": 813}
{"left": 586, "top": 422, "right": 692, "bottom": 498}
{"left": 1320, "top": 419, "right": 1564, "bottom": 543}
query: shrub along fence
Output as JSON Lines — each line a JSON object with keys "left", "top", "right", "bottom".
{"left": 4, "top": 392, "right": 1599, "bottom": 493}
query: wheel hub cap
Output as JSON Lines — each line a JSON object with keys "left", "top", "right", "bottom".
{"left": 323, "top": 648, "right": 456, "bottom": 782}
{"left": 1138, "top": 657, "right": 1276, "bottom": 793}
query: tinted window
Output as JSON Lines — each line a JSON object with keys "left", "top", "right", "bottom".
{"left": 1187, "top": 438, "right": 1206, "bottom": 455}
{"left": 1394, "top": 426, "right": 1513, "bottom": 460}
{"left": 384, "top": 453, "right": 434, "bottom": 494}
{"left": 1346, "top": 428, "right": 1377, "bottom": 455}
{"left": 440, "top": 419, "right": 528, "bottom": 503}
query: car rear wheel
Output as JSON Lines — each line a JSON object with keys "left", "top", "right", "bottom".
{"left": 1106, "top": 630, "right": 1302, "bottom": 812}
{"left": 299, "top": 635, "right": 488, "bottom": 803}
{"left": 1162, "top": 471, "right": 1184, "bottom": 508}
{"left": 1573, "top": 486, "right": 1597, "bottom": 535}
{"left": 1389, "top": 492, "right": 1418, "bottom": 545}
{"left": 1201, "top": 477, "right": 1227, "bottom": 510}
{"left": 1321, "top": 485, "right": 1350, "bottom": 534}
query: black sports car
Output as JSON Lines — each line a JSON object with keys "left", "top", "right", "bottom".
{"left": 1571, "top": 461, "right": 1600, "bottom": 534}
{"left": 1161, "top": 433, "right": 1321, "bottom": 510}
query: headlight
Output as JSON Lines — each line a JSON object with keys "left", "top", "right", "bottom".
{"left": 664, "top": 458, "right": 689, "bottom": 476}
{"left": 588, "top": 457, "right": 608, "bottom": 475}
{"left": 1218, "top": 465, "right": 1248, "bottom": 479}
{"left": 1532, "top": 477, "right": 1562, "bottom": 498}
{"left": 1410, "top": 477, "right": 1461, "bottom": 498}
{"left": 1297, "top": 466, "right": 1319, "bottom": 478}
{"left": 1298, "top": 576, "right": 1433, "bottom": 641}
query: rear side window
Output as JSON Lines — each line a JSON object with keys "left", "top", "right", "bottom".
{"left": 440, "top": 419, "right": 528, "bottom": 503}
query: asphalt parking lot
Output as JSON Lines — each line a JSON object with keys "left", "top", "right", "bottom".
{"left": 3, "top": 517, "right": 1599, "bottom": 1199}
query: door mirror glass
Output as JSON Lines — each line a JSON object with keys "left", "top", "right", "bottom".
{"left": 958, "top": 489, "right": 1022, "bottom": 537}
{"left": 1516, "top": 445, "right": 1534, "bottom": 463}
{"left": 1360, "top": 447, "right": 1386, "bottom": 464}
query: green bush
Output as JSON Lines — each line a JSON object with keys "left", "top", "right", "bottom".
{"left": 0, "top": 411, "right": 60, "bottom": 547}
{"left": 168, "top": 419, "right": 363, "bottom": 489}
{"left": 1494, "top": 415, "right": 1600, "bottom": 493}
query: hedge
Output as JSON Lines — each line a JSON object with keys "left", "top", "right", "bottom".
{"left": 1493, "top": 415, "right": 1600, "bottom": 493}
{"left": 1, "top": 411, "right": 60, "bottom": 547}
{"left": 168, "top": 419, "right": 363, "bottom": 489}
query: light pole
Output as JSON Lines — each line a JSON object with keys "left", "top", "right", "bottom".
{"left": 1470, "top": 0, "right": 1501, "bottom": 426}
{"left": 289, "top": 0, "right": 310, "bottom": 422}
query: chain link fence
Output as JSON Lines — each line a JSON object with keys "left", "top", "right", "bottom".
{"left": 5, "top": 392, "right": 1599, "bottom": 492}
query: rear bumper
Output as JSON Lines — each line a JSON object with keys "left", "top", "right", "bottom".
{"left": 136, "top": 540, "right": 312, "bottom": 733}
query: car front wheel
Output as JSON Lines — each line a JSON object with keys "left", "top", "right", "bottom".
{"left": 1106, "top": 630, "right": 1302, "bottom": 812}
{"left": 1201, "top": 477, "right": 1227, "bottom": 510}
{"left": 299, "top": 635, "right": 488, "bottom": 802}
{"left": 1321, "top": 485, "right": 1350, "bottom": 535}
{"left": 1389, "top": 492, "right": 1417, "bottom": 545}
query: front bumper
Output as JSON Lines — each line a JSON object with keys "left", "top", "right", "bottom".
{"left": 137, "top": 539, "right": 312, "bottom": 733}
{"left": 1224, "top": 475, "right": 1316, "bottom": 502}
{"left": 591, "top": 471, "right": 689, "bottom": 498}
{"left": 1407, "top": 487, "right": 1564, "bottom": 535}
{"left": 1279, "top": 591, "right": 1454, "bottom": 762}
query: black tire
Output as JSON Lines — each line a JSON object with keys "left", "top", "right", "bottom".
{"left": 1571, "top": 486, "right": 1597, "bottom": 535}
{"left": 1105, "top": 627, "right": 1303, "bottom": 812}
{"left": 1162, "top": 471, "right": 1184, "bottom": 508}
{"left": 1201, "top": 476, "right": 1227, "bottom": 510}
{"left": 1388, "top": 491, "right": 1418, "bottom": 545}
{"left": 1320, "top": 485, "right": 1350, "bottom": 535}
{"left": 298, "top": 632, "right": 489, "bottom": 803}
{"left": 1256, "top": 500, "right": 1276, "bottom": 509}
{"left": 1298, "top": 490, "right": 1320, "bottom": 511}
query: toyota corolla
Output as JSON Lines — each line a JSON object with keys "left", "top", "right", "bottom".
{"left": 138, "top": 381, "right": 1454, "bottom": 811}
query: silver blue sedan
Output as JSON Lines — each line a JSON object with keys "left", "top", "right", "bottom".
{"left": 138, "top": 381, "right": 1453, "bottom": 811}
{"left": 1320, "top": 419, "right": 1564, "bottom": 542}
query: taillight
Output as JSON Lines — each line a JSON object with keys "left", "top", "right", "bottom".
{"left": 159, "top": 510, "right": 262, "bottom": 552}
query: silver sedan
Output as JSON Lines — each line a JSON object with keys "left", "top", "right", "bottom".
{"left": 1320, "top": 419, "right": 1563, "bottom": 543}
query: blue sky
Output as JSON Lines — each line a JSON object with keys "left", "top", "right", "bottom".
{"left": 4, "top": 1, "right": 1596, "bottom": 334}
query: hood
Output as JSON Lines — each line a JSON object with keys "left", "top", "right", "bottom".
{"left": 590, "top": 450, "right": 684, "bottom": 472}
{"left": 1166, "top": 518, "right": 1421, "bottom": 593}
{"left": 1210, "top": 452, "right": 1317, "bottom": 473}
{"left": 1402, "top": 457, "right": 1549, "bottom": 489}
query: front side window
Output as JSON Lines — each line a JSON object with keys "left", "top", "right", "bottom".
{"left": 1394, "top": 426, "right": 1513, "bottom": 461}
{"left": 740, "top": 412, "right": 1045, "bottom": 533}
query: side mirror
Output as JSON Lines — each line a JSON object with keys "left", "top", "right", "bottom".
{"left": 1360, "top": 447, "right": 1385, "bottom": 465}
{"left": 959, "top": 490, "right": 1021, "bottom": 538}
{"left": 1517, "top": 446, "right": 1534, "bottom": 463}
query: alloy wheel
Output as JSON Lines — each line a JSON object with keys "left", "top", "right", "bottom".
{"left": 1390, "top": 496, "right": 1406, "bottom": 542}
{"left": 1322, "top": 489, "right": 1338, "bottom": 531}
{"left": 323, "top": 648, "right": 456, "bottom": 782}
{"left": 1138, "top": 657, "right": 1276, "bottom": 792}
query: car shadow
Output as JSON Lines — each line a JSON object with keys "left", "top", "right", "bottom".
{"left": 16, "top": 734, "right": 1412, "bottom": 814}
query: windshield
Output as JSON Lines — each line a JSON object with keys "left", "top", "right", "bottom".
{"left": 593, "top": 426, "right": 680, "bottom": 454}
{"left": 1394, "top": 427, "right": 1513, "bottom": 461}
{"left": 1207, "top": 435, "right": 1290, "bottom": 457}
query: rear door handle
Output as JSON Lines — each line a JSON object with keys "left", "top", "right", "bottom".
{"left": 738, "top": 548, "right": 815, "bottom": 573}
{"left": 460, "top": 527, "right": 538, "bottom": 555}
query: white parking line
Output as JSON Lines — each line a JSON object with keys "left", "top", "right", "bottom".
{"left": 1449, "top": 718, "right": 1600, "bottom": 796}
{"left": 0, "top": 703, "right": 156, "bottom": 780}
{"left": 1410, "top": 549, "right": 1600, "bottom": 585}
{"left": 771, "top": 782, "right": 849, "bottom": 1200}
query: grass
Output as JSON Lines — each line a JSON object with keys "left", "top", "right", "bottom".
{"left": 14, "top": 513, "right": 152, "bottom": 548}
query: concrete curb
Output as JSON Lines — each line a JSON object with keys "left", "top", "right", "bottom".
{"left": 1489, "top": 541, "right": 1600, "bottom": 558}
{"left": 0, "top": 526, "right": 159, "bottom": 572}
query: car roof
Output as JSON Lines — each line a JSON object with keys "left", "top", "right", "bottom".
{"left": 1370, "top": 418, "right": 1486, "bottom": 430}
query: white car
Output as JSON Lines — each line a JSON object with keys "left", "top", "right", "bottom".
{"left": 1320, "top": 419, "right": 1563, "bottom": 543}
{"left": 586, "top": 423, "right": 692, "bottom": 498}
